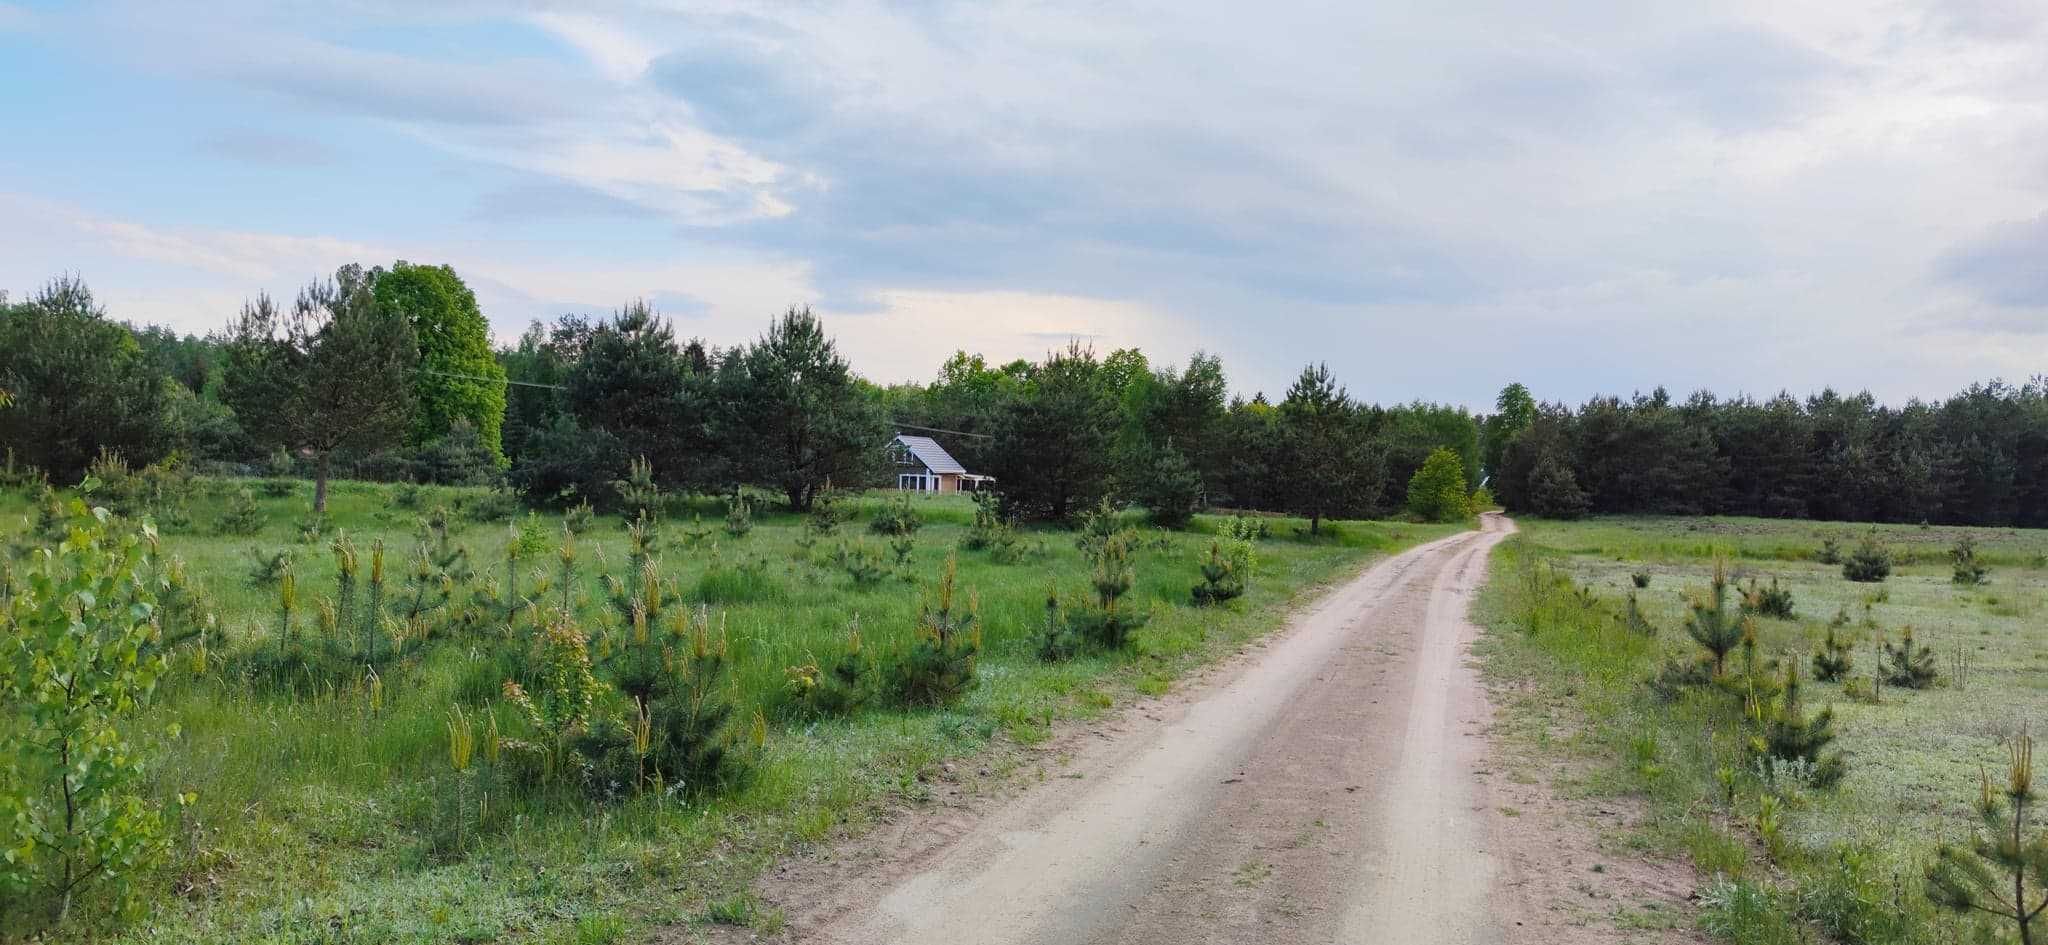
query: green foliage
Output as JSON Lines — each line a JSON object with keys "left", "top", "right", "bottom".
{"left": 1812, "top": 625, "right": 1854, "bottom": 682}
{"left": 1739, "top": 576, "right": 1796, "bottom": 619}
{"left": 1065, "top": 532, "right": 1149, "bottom": 651}
{"left": 0, "top": 503, "right": 192, "bottom": 927}
{"left": 804, "top": 491, "right": 846, "bottom": 536}
{"left": 563, "top": 499, "right": 595, "bottom": 535}
{"left": 1816, "top": 538, "right": 1841, "bottom": 565}
{"left": 1133, "top": 444, "right": 1202, "bottom": 529}
{"left": 1034, "top": 586, "right": 1076, "bottom": 662}
{"left": 785, "top": 623, "right": 871, "bottom": 718}
{"left": 213, "top": 487, "right": 265, "bottom": 536}
{"left": 888, "top": 532, "right": 917, "bottom": 567}
{"left": 1622, "top": 592, "right": 1657, "bottom": 636}
{"left": 834, "top": 539, "right": 888, "bottom": 588}
{"left": 1684, "top": 561, "right": 1748, "bottom": 676}
{"left": 610, "top": 456, "right": 663, "bottom": 525}
{"left": 727, "top": 308, "right": 888, "bottom": 511}
{"left": 221, "top": 267, "right": 417, "bottom": 512}
{"left": 724, "top": 493, "right": 753, "bottom": 539}
{"left": 1277, "top": 363, "right": 1383, "bottom": 534}
{"left": 1630, "top": 570, "right": 1651, "bottom": 588}
{"left": 869, "top": 492, "right": 922, "bottom": 536}
{"left": 1842, "top": 534, "right": 1893, "bottom": 583}
{"left": 1925, "top": 734, "right": 2048, "bottom": 945}
{"left": 1404, "top": 446, "right": 1471, "bottom": 523}
{"left": 1879, "top": 627, "right": 1938, "bottom": 689}
{"left": 1755, "top": 664, "right": 1846, "bottom": 790}
{"left": 1526, "top": 453, "right": 1589, "bottom": 519}
{"left": 1952, "top": 536, "right": 1990, "bottom": 586}
{"left": 1190, "top": 541, "right": 1246, "bottom": 606}
{"left": 501, "top": 615, "right": 608, "bottom": 786}
{"left": 371, "top": 260, "right": 506, "bottom": 460}
{"left": 0, "top": 276, "right": 175, "bottom": 483}
{"left": 887, "top": 555, "right": 980, "bottom": 706}
{"left": 992, "top": 342, "right": 1120, "bottom": 522}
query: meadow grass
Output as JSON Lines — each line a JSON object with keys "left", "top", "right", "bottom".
{"left": 0, "top": 479, "right": 1460, "bottom": 943}
{"left": 1479, "top": 515, "right": 2048, "bottom": 944}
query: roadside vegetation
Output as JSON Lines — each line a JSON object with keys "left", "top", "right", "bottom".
{"left": 1480, "top": 515, "right": 2048, "bottom": 944}
{"left": 0, "top": 477, "right": 1460, "bottom": 943}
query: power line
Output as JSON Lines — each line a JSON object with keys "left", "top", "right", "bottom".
{"left": 891, "top": 421, "right": 993, "bottom": 440}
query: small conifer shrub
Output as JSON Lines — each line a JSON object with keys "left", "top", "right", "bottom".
{"left": 888, "top": 554, "right": 980, "bottom": 706}
{"left": 1951, "top": 536, "right": 1989, "bottom": 586}
{"left": 1739, "top": 576, "right": 1796, "bottom": 620}
{"left": 1812, "top": 626, "right": 1854, "bottom": 682}
{"left": 1816, "top": 538, "right": 1841, "bottom": 565}
{"left": 1622, "top": 593, "right": 1657, "bottom": 636}
{"left": 215, "top": 487, "right": 266, "bottom": 536}
{"left": 1190, "top": 541, "right": 1245, "bottom": 606}
{"left": 787, "top": 621, "right": 872, "bottom": 717}
{"left": 868, "top": 492, "right": 921, "bottom": 536}
{"left": 610, "top": 455, "right": 663, "bottom": 525}
{"left": 1756, "top": 663, "right": 1846, "bottom": 789}
{"left": 1842, "top": 534, "right": 1892, "bottom": 583}
{"left": 1684, "top": 561, "right": 1746, "bottom": 677}
{"left": 1034, "top": 586, "right": 1076, "bottom": 662}
{"left": 724, "top": 493, "right": 752, "bottom": 538}
{"left": 1926, "top": 734, "right": 2048, "bottom": 944}
{"left": 889, "top": 532, "right": 917, "bottom": 567}
{"left": 1631, "top": 571, "right": 1651, "bottom": 589}
{"left": 1880, "top": 627, "right": 1938, "bottom": 689}
{"left": 243, "top": 547, "right": 292, "bottom": 588}
{"left": 1066, "top": 533, "right": 1149, "bottom": 650}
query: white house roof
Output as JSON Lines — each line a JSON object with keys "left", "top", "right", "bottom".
{"left": 893, "top": 434, "right": 967, "bottom": 474}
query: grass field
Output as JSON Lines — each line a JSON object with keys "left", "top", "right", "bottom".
{"left": 1479, "top": 514, "right": 2048, "bottom": 944}
{"left": 0, "top": 477, "right": 1461, "bottom": 944}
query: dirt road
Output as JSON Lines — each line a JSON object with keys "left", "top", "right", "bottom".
{"left": 761, "top": 513, "right": 1522, "bottom": 945}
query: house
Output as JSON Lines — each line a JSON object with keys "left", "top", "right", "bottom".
{"left": 889, "top": 434, "right": 995, "bottom": 493}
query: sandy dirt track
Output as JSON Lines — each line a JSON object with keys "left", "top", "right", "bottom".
{"left": 749, "top": 513, "right": 1527, "bottom": 945}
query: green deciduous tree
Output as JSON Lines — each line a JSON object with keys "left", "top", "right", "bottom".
{"left": 371, "top": 261, "right": 507, "bottom": 461}
{"left": 220, "top": 266, "right": 417, "bottom": 513}
{"left": 1, "top": 503, "right": 196, "bottom": 927}
{"left": 1406, "top": 446, "right": 1471, "bottom": 523}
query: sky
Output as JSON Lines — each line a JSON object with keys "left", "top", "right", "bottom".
{"left": 0, "top": 0, "right": 2043, "bottom": 408}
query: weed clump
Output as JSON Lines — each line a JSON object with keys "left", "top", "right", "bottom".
{"left": 1740, "top": 576, "right": 1796, "bottom": 620}
{"left": 786, "top": 621, "right": 871, "bottom": 718}
{"left": 868, "top": 492, "right": 920, "bottom": 537}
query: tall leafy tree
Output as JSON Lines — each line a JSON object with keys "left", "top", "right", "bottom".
{"left": 1277, "top": 363, "right": 1383, "bottom": 534}
{"left": 0, "top": 276, "right": 172, "bottom": 481}
{"left": 993, "top": 343, "right": 1119, "bottom": 521}
{"left": 726, "top": 307, "right": 887, "bottom": 511}
{"left": 220, "top": 266, "right": 417, "bottom": 513}
{"left": 371, "top": 261, "right": 507, "bottom": 461}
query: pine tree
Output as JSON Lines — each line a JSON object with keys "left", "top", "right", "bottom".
{"left": 1758, "top": 663, "right": 1846, "bottom": 788}
{"left": 1066, "top": 532, "right": 1149, "bottom": 650}
{"left": 1812, "top": 625, "right": 1854, "bottom": 682}
{"left": 1881, "top": 627, "right": 1938, "bottom": 689}
{"left": 1927, "top": 734, "right": 2048, "bottom": 944}
{"left": 889, "top": 554, "right": 981, "bottom": 706}
{"left": 1191, "top": 541, "right": 1245, "bottom": 606}
{"left": 1684, "top": 561, "right": 1746, "bottom": 676}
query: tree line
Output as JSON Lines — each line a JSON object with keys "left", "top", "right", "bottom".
{"left": 1488, "top": 383, "right": 2048, "bottom": 527}
{"left": 3, "top": 264, "right": 2043, "bottom": 528}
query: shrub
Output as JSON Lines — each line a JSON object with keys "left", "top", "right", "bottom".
{"left": 1950, "top": 536, "right": 1988, "bottom": 586}
{"left": 1527, "top": 454, "right": 1589, "bottom": 520}
{"left": 1190, "top": 541, "right": 1245, "bottom": 606}
{"left": 1065, "top": 532, "right": 1149, "bottom": 651}
{"left": 1841, "top": 535, "right": 1892, "bottom": 583}
{"left": 1, "top": 503, "right": 196, "bottom": 927}
{"left": 834, "top": 540, "right": 888, "bottom": 589}
{"left": 1684, "top": 561, "right": 1747, "bottom": 676}
{"left": 1757, "top": 664, "right": 1846, "bottom": 789}
{"left": 563, "top": 500, "right": 595, "bottom": 535}
{"left": 214, "top": 487, "right": 266, "bottom": 536}
{"left": 887, "top": 554, "right": 980, "bottom": 706}
{"left": 786, "top": 623, "right": 871, "bottom": 718}
{"left": 1622, "top": 593, "right": 1657, "bottom": 636}
{"left": 585, "top": 614, "right": 749, "bottom": 796}
{"left": 1405, "top": 447, "right": 1471, "bottom": 523}
{"left": 1879, "top": 627, "right": 1937, "bottom": 689}
{"left": 724, "top": 493, "right": 753, "bottom": 539}
{"left": 1816, "top": 538, "right": 1841, "bottom": 565}
{"left": 1073, "top": 498, "right": 1123, "bottom": 558}
{"left": 1133, "top": 445, "right": 1201, "bottom": 529}
{"left": 1926, "top": 733, "right": 2048, "bottom": 945}
{"left": 888, "top": 533, "right": 916, "bottom": 567}
{"left": 243, "top": 546, "right": 292, "bottom": 588}
{"left": 610, "top": 455, "right": 663, "bottom": 525}
{"left": 1630, "top": 570, "right": 1651, "bottom": 589}
{"left": 805, "top": 491, "right": 847, "bottom": 536}
{"left": 1739, "top": 577, "right": 1796, "bottom": 620}
{"left": 1034, "top": 586, "right": 1076, "bottom": 662}
{"left": 463, "top": 488, "right": 521, "bottom": 525}
{"left": 960, "top": 491, "right": 1007, "bottom": 551}
{"left": 868, "top": 492, "right": 921, "bottom": 536}
{"left": 1812, "top": 626, "right": 1853, "bottom": 682}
